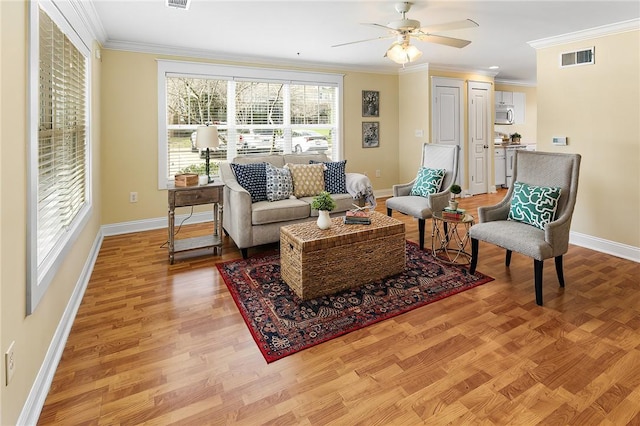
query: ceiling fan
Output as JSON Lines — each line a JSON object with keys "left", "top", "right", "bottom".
{"left": 333, "top": 2, "right": 479, "bottom": 65}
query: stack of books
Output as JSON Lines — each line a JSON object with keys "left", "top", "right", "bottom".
{"left": 441, "top": 207, "right": 466, "bottom": 221}
{"left": 343, "top": 209, "right": 371, "bottom": 225}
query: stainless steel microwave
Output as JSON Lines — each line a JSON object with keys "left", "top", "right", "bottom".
{"left": 495, "top": 105, "right": 515, "bottom": 125}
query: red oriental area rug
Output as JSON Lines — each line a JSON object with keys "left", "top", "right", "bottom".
{"left": 217, "top": 241, "right": 493, "bottom": 363}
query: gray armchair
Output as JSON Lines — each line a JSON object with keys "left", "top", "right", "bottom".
{"left": 386, "top": 143, "right": 459, "bottom": 250}
{"left": 469, "top": 150, "right": 581, "bottom": 306}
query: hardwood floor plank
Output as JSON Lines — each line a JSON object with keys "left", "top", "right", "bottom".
{"left": 37, "top": 190, "right": 640, "bottom": 425}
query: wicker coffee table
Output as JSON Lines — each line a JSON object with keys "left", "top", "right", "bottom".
{"left": 280, "top": 211, "right": 406, "bottom": 300}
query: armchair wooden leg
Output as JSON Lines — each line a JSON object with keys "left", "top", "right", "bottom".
{"left": 418, "top": 219, "right": 425, "bottom": 250}
{"left": 555, "top": 256, "right": 565, "bottom": 287}
{"left": 534, "top": 259, "right": 544, "bottom": 306}
{"left": 241, "top": 248, "right": 248, "bottom": 259}
{"left": 387, "top": 207, "right": 392, "bottom": 217}
{"left": 469, "top": 238, "right": 479, "bottom": 274}
{"left": 506, "top": 250, "right": 512, "bottom": 266}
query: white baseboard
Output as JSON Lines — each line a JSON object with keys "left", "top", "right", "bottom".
{"left": 18, "top": 231, "right": 104, "bottom": 426}
{"left": 570, "top": 231, "right": 640, "bottom": 263}
{"left": 102, "top": 211, "right": 214, "bottom": 236}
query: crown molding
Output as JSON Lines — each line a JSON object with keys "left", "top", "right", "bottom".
{"left": 494, "top": 79, "right": 537, "bottom": 88}
{"left": 103, "top": 40, "right": 402, "bottom": 76}
{"left": 429, "top": 63, "right": 500, "bottom": 78}
{"left": 529, "top": 18, "right": 639, "bottom": 49}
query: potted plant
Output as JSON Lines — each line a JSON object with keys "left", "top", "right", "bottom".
{"left": 311, "top": 191, "right": 336, "bottom": 229}
{"left": 448, "top": 184, "right": 462, "bottom": 210}
{"left": 510, "top": 132, "right": 521, "bottom": 143}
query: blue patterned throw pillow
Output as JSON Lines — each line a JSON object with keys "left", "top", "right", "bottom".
{"left": 410, "top": 168, "right": 446, "bottom": 197}
{"left": 310, "top": 160, "right": 347, "bottom": 194}
{"left": 230, "top": 162, "right": 268, "bottom": 203}
{"left": 508, "top": 181, "right": 562, "bottom": 229}
{"left": 265, "top": 163, "right": 293, "bottom": 201}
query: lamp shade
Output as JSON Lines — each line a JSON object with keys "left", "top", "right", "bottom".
{"left": 386, "top": 43, "right": 423, "bottom": 65}
{"left": 196, "top": 125, "right": 219, "bottom": 149}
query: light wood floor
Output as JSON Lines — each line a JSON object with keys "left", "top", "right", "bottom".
{"left": 38, "top": 191, "right": 640, "bottom": 425}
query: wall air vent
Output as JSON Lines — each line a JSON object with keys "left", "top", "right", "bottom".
{"left": 166, "top": 0, "right": 191, "bottom": 10}
{"left": 560, "top": 47, "right": 595, "bottom": 68}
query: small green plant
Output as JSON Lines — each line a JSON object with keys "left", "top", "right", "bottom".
{"left": 450, "top": 184, "right": 462, "bottom": 199}
{"left": 510, "top": 132, "right": 521, "bottom": 141}
{"left": 311, "top": 191, "right": 336, "bottom": 211}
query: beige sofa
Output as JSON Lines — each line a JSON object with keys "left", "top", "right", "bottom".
{"left": 219, "top": 153, "right": 374, "bottom": 258}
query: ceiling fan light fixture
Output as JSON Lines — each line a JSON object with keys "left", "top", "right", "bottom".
{"left": 386, "top": 43, "right": 422, "bottom": 65}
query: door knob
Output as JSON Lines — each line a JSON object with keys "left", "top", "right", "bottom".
{"left": 483, "top": 145, "right": 489, "bottom": 149}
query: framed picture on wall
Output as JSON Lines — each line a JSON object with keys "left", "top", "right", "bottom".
{"left": 362, "top": 90, "right": 379, "bottom": 117}
{"left": 362, "top": 122, "right": 380, "bottom": 148}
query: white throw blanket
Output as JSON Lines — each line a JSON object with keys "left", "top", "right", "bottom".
{"left": 345, "top": 173, "right": 376, "bottom": 208}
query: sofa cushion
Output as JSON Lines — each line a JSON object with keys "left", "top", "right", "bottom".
{"left": 410, "top": 167, "right": 446, "bottom": 197}
{"left": 230, "top": 162, "right": 268, "bottom": 203}
{"left": 310, "top": 160, "right": 347, "bottom": 194}
{"left": 251, "top": 198, "right": 310, "bottom": 225}
{"left": 301, "top": 193, "right": 354, "bottom": 216}
{"left": 508, "top": 181, "right": 562, "bottom": 229}
{"left": 265, "top": 163, "right": 293, "bottom": 201}
{"left": 287, "top": 163, "right": 325, "bottom": 198}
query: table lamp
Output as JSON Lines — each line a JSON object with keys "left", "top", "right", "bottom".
{"left": 196, "top": 125, "right": 219, "bottom": 183}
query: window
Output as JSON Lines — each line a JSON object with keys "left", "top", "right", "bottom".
{"left": 27, "top": 1, "right": 91, "bottom": 314}
{"left": 158, "top": 61, "right": 343, "bottom": 187}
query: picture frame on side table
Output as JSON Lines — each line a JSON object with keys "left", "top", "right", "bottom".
{"left": 362, "top": 122, "right": 380, "bottom": 148}
{"left": 362, "top": 90, "right": 379, "bottom": 117}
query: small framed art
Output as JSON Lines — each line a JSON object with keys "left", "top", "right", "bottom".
{"left": 362, "top": 90, "right": 379, "bottom": 117}
{"left": 362, "top": 122, "right": 380, "bottom": 148}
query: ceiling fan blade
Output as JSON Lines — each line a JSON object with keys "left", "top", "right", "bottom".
{"left": 418, "top": 19, "right": 479, "bottom": 34}
{"left": 415, "top": 34, "right": 472, "bottom": 48}
{"left": 362, "top": 22, "right": 399, "bottom": 32}
{"left": 332, "top": 34, "right": 394, "bottom": 48}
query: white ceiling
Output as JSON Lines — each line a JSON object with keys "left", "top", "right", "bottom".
{"left": 89, "top": 0, "right": 640, "bottom": 85}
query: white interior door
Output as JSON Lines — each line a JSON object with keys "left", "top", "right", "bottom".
{"left": 468, "top": 82, "right": 491, "bottom": 195}
{"left": 432, "top": 77, "right": 464, "bottom": 187}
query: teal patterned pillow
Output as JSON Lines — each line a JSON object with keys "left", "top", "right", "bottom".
{"left": 508, "top": 181, "right": 562, "bottom": 229}
{"left": 265, "top": 163, "right": 293, "bottom": 201}
{"left": 410, "top": 168, "right": 446, "bottom": 197}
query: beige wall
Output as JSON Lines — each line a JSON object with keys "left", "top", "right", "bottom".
{"left": 100, "top": 50, "right": 399, "bottom": 224}
{"left": 398, "top": 68, "right": 430, "bottom": 183}
{"left": 0, "top": 2, "right": 102, "bottom": 423}
{"left": 494, "top": 84, "right": 537, "bottom": 145}
{"left": 536, "top": 29, "right": 639, "bottom": 247}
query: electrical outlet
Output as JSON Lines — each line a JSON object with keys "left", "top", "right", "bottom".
{"left": 5, "top": 341, "right": 15, "bottom": 385}
{"left": 375, "top": 169, "right": 381, "bottom": 178}
{"left": 129, "top": 192, "right": 138, "bottom": 203}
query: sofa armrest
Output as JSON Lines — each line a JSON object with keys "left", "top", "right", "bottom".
{"left": 219, "top": 162, "right": 254, "bottom": 249}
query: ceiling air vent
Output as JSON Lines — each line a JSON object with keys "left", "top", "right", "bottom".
{"left": 560, "top": 47, "right": 595, "bottom": 68}
{"left": 166, "top": 0, "right": 190, "bottom": 10}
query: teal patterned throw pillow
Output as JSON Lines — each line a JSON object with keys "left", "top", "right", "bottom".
{"left": 410, "top": 168, "right": 446, "bottom": 197}
{"left": 508, "top": 181, "right": 562, "bottom": 229}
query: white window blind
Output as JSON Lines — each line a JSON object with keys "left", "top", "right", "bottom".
{"left": 28, "top": 2, "right": 91, "bottom": 314}
{"left": 38, "top": 8, "right": 87, "bottom": 261}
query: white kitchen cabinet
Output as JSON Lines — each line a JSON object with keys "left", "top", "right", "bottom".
{"left": 512, "top": 92, "right": 526, "bottom": 124}
{"left": 494, "top": 148, "right": 506, "bottom": 187}
{"left": 495, "top": 90, "right": 513, "bottom": 105}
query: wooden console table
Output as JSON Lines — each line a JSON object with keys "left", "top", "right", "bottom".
{"left": 167, "top": 182, "right": 224, "bottom": 264}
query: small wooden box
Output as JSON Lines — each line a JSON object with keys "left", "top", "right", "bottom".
{"left": 174, "top": 173, "right": 199, "bottom": 187}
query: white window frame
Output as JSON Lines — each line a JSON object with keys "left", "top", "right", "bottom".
{"left": 157, "top": 60, "right": 344, "bottom": 189}
{"left": 27, "top": 0, "right": 93, "bottom": 314}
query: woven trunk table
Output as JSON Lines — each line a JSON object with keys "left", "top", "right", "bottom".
{"left": 280, "top": 211, "right": 406, "bottom": 300}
